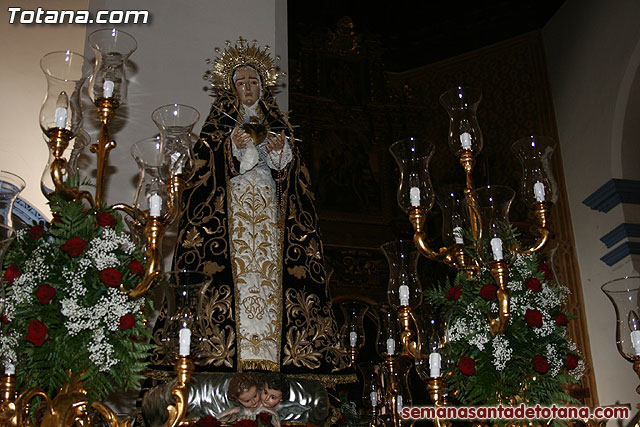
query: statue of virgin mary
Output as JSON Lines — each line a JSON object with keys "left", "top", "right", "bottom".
{"left": 166, "top": 38, "right": 351, "bottom": 383}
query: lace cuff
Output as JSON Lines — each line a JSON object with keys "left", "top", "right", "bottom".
{"left": 266, "top": 139, "right": 293, "bottom": 171}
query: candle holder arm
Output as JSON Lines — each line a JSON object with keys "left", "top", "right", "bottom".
{"left": 489, "top": 261, "right": 510, "bottom": 336}
{"left": 516, "top": 203, "right": 552, "bottom": 255}
{"left": 399, "top": 306, "right": 417, "bottom": 359}
{"left": 112, "top": 203, "right": 146, "bottom": 228}
{"left": 165, "top": 356, "right": 194, "bottom": 427}
{"left": 112, "top": 204, "right": 165, "bottom": 299}
{"left": 91, "top": 99, "right": 119, "bottom": 207}
{"left": 410, "top": 208, "right": 456, "bottom": 266}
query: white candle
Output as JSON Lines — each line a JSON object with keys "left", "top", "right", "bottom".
{"left": 55, "top": 106, "right": 67, "bottom": 128}
{"left": 349, "top": 331, "right": 358, "bottom": 347}
{"left": 631, "top": 330, "right": 640, "bottom": 355}
{"left": 409, "top": 186, "right": 421, "bottom": 207}
{"left": 179, "top": 327, "right": 191, "bottom": 356}
{"left": 399, "top": 284, "right": 410, "bottom": 306}
{"left": 490, "top": 237, "right": 503, "bottom": 260}
{"left": 4, "top": 361, "right": 15, "bottom": 376}
{"left": 460, "top": 132, "right": 472, "bottom": 150}
{"left": 103, "top": 80, "right": 115, "bottom": 98}
{"left": 386, "top": 338, "right": 395, "bottom": 355}
{"left": 453, "top": 226, "right": 464, "bottom": 244}
{"left": 148, "top": 194, "right": 162, "bottom": 217}
{"left": 429, "top": 352, "right": 441, "bottom": 377}
{"left": 370, "top": 391, "right": 378, "bottom": 407}
{"left": 396, "top": 395, "right": 403, "bottom": 413}
{"left": 533, "top": 181, "right": 545, "bottom": 202}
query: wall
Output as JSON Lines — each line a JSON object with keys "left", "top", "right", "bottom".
{"left": 543, "top": 0, "right": 640, "bottom": 417}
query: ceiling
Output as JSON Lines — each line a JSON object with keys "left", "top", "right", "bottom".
{"left": 288, "top": 1, "right": 566, "bottom": 72}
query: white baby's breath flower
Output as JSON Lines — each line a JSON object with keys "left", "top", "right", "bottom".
{"left": 492, "top": 335, "right": 512, "bottom": 371}
{"left": 533, "top": 312, "right": 555, "bottom": 338}
{"left": 546, "top": 343, "right": 562, "bottom": 377}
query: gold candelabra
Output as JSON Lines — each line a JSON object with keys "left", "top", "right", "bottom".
{"left": 1, "top": 29, "right": 198, "bottom": 427}
{"left": 358, "top": 86, "right": 560, "bottom": 423}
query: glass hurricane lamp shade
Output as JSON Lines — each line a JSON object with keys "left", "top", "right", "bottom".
{"left": 381, "top": 240, "right": 422, "bottom": 309}
{"left": 0, "top": 171, "right": 25, "bottom": 228}
{"left": 131, "top": 137, "right": 173, "bottom": 218}
{"left": 376, "top": 305, "right": 401, "bottom": 358}
{"left": 339, "top": 300, "right": 368, "bottom": 351}
{"left": 151, "top": 104, "right": 200, "bottom": 179}
{"left": 380, "top": 356, "right": 413, "bottom": 420}
{"left": 471, "top": 185, "right": 517, "bottom": 265}
{"left": 602, "top": 276, "right": 640, "bottom": 362}
{"left": 389, "top": 137, "right": 435, "bottom": 212}
{"left": 39, "top": 51, "right": 90, "bottom": 136}
{"left": 511, "top": 135, "right": 559, "bottom": 206}
{"left": 87, "top": 28, "right": 137, "bottom": 105}
{"left": 437, "top": 185, "right": 470, "bottom": 246}
{"left": 158, "top": 270, "right": 212, "bottom": 359}
{"left": 439, "top": 86, "right": 483, "bottom": 155}
{"left": 359, "top": 364, "right": 385, "bottom": 408}
{"left": 413, "top": 305, "right": 449, "bottom": 380}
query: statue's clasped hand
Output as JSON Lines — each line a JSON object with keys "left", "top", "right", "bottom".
{"left": 232, "top": 126, "right": 253, "bottom": 149}
{"left": 267, "top": 130, "right": 286, "bottom": 152}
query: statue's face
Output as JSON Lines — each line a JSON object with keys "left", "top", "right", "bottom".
{"left": 260, "top": 386, "right": 283, "bottom": 408}
{"left": 234, "top": 67, "right": 260, "bottom": 107}
{"left": 237, "top": 385, "right": 260, "bottom": 409}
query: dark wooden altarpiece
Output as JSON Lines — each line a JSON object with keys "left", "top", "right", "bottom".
{"left": 288, "top": 18, "right": 596, "bottom": 406}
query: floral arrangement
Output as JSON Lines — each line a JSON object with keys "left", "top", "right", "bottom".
{"left": 424, "top": 251, "right": 584, "bottom": 409}
{"left": 0, "top": 195, "right": 154, "bottom": 402}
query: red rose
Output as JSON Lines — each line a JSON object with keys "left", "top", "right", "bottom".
{"left": 196, "top": 416, "right": 221, "bottom": 427}
{"left": 128, "top": 259, "right": 145, "bottom": 277}
{"left": 119, "top": 313, "right": 135, "bottom": 330}
{"left": 28, "top": 224, "right": 44, "bottom": 240}
{"left": 479, "top": 284, "right": 497, "bottom": 301}
{"left": 446, "top": 286, "right": 462, "bottom": 301}
{"left": 100, "top": 267, "right": 122, "bottom": 288}
{"left": 539, "top": 263, "right": 553, "bottom": 280}
{"left": 565, "top": 353, "right": 580, "bottom": 370}
{"left": 1, "top": 315, "right": 8, "bottom": 324}
{"left": 235, "top": 420, "right": 258, "bottom": 427}
{"left": 61, "top": 237, "right": 87, "bottom": 257}
{"left": 96, "top": 211, "right": 117, "bottom": 227}
{"left": 258, "top": 412, "right": 273, "bottom": 425}
{"left": 532, "top": 355, "right": 549, "bottom": 374}
{"left": 36, "top": 283, "right": 56, "bottom": 304}
{"left": 525, "top": 309, "right": 543, "bottom": 327}
{"left": 554, "top": 312, "right": 569, "bottom": 326}
{"left": 3, "top": 265, "right": 21, "bottom": 284}
{"left": 458, "top": 356, "right": 475, "bottom": 375}
{"left": 26, "top": 319, "right": 49, "bottom": 347}
{"left": 525, "top": 277, "right": 542, "bottom": 292}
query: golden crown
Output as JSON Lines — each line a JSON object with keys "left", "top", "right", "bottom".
{"left": 205, "top": 37, "right": 280, "bottom": 92}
